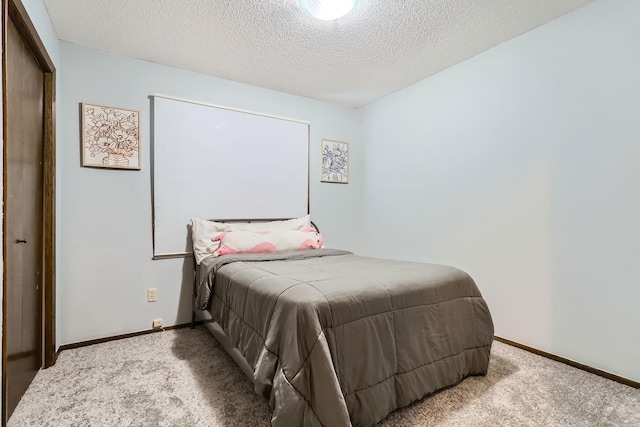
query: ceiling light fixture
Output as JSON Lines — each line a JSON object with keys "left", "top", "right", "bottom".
{"left": 298, "top": 0, "right": 358, "bottom": 21}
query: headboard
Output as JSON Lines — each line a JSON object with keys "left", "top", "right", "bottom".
{"left": 151, "top": 94, "right": 310, "bottom": 258}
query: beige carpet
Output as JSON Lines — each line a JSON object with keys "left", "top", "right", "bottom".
{"left": 8, "top": 326, "right": 640, "bottom": 426}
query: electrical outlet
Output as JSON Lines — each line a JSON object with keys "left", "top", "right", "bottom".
{"left": 153, "top": 318, "right": 163, "bottom": 328}
{"left": 147, "top": 288, "right": 157, "bottom": 302}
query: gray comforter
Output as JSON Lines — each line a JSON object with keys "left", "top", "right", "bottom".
{"left": 197, "top": 249, "right": 494, "bottom": 427}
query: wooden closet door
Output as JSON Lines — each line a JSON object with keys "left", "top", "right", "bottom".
{"left": 4, "top": 16, "right": 45, "bottom": 420}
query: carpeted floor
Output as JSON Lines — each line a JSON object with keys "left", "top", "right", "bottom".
{"left": 8, "top": 326, "right": 640, "bottom": 426}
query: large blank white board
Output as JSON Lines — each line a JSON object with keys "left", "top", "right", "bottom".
{"left": 152, "top": 95, "right": 309, "bottom": 257}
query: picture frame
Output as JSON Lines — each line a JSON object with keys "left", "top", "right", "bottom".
{"left": 321, "top": 139, "right": 349, "bottom": 184}
{"left": 81, "top": 102, "right": 141, "bottom": 170}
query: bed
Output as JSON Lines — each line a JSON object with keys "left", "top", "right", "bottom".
{"left": 191, "top": 221, "right": 494, "bottom": 427}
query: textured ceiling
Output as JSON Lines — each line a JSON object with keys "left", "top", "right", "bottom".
{"left": 43, "top": 0, "right": 593, "bottom": 108}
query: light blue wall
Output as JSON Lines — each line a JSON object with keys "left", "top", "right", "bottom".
{"left": 58, "top": 41, "right": 361, "bottom": 345}
{"left": 22, "top": 0, "right": 59, "bottom": 66}
{"left": 358, "top": 0, "right": 640, "bottom": 381}
{"left": 19, "top": 0, "right": 639, "bottom": 384}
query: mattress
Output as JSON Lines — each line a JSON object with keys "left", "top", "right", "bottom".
{"left": 195, "top": 249, "right": 494, "bottom": 426}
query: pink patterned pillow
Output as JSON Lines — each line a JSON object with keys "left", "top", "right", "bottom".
{"left": 212, "top": 229, "right": 323, "bottom": 257}
{"left": 191, "top": 215, "right": 311, "bottom": 264}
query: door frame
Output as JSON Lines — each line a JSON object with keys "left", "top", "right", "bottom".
{"left": 1, "top": 0, "right": 56, "bottom": 421}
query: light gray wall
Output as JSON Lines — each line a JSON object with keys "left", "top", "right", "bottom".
{"left": 58, "top": 41, "right": 361, "bottom": 345}
{"left": 358, "top": 0, "right": 640, "bottom": 381}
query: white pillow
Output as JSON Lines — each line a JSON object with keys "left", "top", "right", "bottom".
{"left": 191, "top": 215, "right": 311, "bottom": 264}
{"left": 191, "top": 218, "right": 227, "bottom": 264}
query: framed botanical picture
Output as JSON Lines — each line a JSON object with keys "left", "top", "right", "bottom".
{"left": 81, "top": 102, "right": 141, "bottom": 170}
{"left": 321, "top": 139, "right": 349, "bottom": 184}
